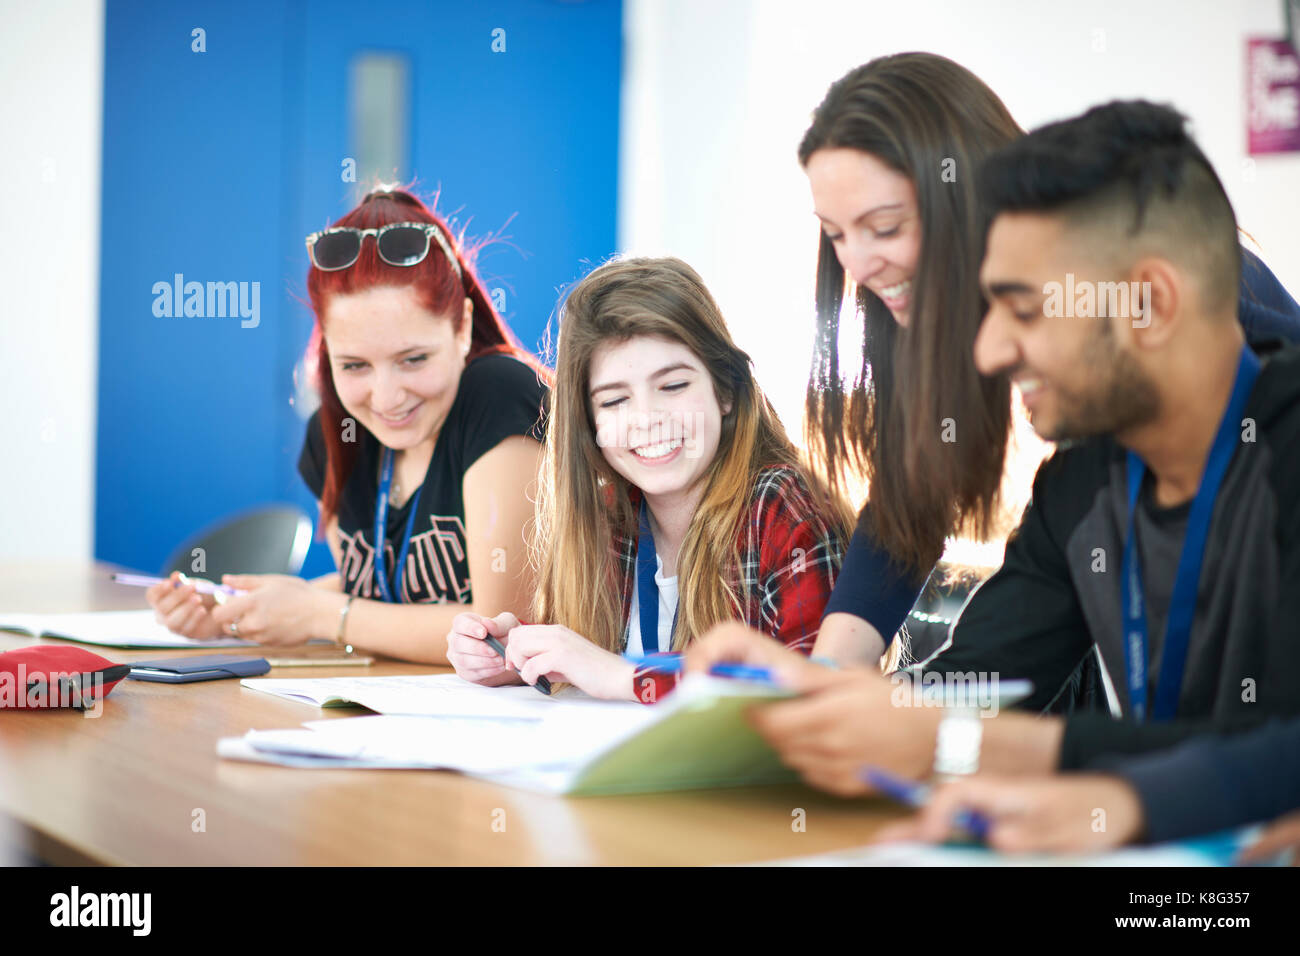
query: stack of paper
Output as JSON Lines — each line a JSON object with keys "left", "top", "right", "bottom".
{"left": 219, "top": 707, "right": 651, "bottom": 773}
{"left": 219, "top": 673, "right": 798, "bottom": 794}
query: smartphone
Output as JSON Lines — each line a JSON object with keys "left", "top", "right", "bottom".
{"left": 127, "top": 655, "right": 270, "bottom": 683}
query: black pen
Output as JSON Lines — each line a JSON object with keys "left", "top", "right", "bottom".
{"left": 483, "top": 633, "right": 551, "bottom": 695}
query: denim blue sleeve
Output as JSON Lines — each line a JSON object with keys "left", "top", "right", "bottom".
{"left": 1240, "top": 247, "right": 1300, "bottom": 346}
{"left": 821, "top": 512, "right": 926, "bottom": 638}
{"left": 1099, "top": 716, "right": 1300, "bottom": 844}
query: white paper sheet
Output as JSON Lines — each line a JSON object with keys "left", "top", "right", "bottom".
{"left": 246, "top": 716, "right": 542, "bottom": 772}
{"left": 220, "top": 703, "right": 654, "bottom": 780}
{"left": 239, "top": 672, "right": 641, "bottom": 720}
{"left": 0, "top": 609, "right": 257, "bottom": 649}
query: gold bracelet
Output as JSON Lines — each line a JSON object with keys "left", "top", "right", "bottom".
{"left": 335, "top": 594, "right": 356, "bottom": 655}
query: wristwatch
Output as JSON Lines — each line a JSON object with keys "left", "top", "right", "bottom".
{"left": 932, "top": 708, "right": 983, "bottom": 781}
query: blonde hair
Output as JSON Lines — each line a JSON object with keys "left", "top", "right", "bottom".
{"left": 531, "top": 257, "right": 853, "bottom": 653}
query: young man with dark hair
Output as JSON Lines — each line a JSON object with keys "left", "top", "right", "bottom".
{"left": 687, "top": 100, "right": 1300, "bottom": 797}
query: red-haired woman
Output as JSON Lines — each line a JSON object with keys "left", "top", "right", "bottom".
{"left": 146, "top": 188, "right": 549, "bottom": 663}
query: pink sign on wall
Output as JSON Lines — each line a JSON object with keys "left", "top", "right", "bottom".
{"left": 1247, "top": 38, "right": 1300, "bottom": 155}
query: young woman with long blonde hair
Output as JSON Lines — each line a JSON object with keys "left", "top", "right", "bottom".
{"left": 445, "top": 256, "right": 853, "bottom": 700}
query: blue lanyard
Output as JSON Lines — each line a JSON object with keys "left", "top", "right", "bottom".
{"left": 635, "top": 498, "right": 677, "bottom": 653}
{"left": 1121, "top": 345, "right": 1259, "bottom": 722}
{"left": 373, "top": 447, "right": 424, "bottom": 603}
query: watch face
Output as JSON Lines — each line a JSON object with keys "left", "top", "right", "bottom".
{"left": 933, "top": 712, "right": 984, "bottom": 777}
{"left": 946, "top": 719, "right": 983, "bottom": 747}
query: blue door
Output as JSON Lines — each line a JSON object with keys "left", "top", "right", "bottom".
{"left": 97, "top": 0, "right": 621, "bottom": 577}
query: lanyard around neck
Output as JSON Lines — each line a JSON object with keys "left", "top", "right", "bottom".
{"left": 636, "top": 498, "right": 678, "bottom": 654}
{"left": 373, "top": 446, "right": 424, "bottom": 603}
{"left": 1121, "top": 345, "right": 1260, "bottom": 722}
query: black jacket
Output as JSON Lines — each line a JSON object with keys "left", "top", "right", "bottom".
{"left": 919, "top": 345, "right": 1300, "bottom": 770}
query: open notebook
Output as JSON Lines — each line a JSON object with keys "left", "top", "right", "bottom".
{"left": 219, "top": 673, "right": 799, "bottom": 794}
{"left": 238, "top": 673, "right": 620, "bottom": 719}
{"left": 0, "top": 609, "right": 257, "bottom": 649}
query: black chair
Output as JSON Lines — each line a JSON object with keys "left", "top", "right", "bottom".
{"left": 898, "top": 564, "right": 982, "bottom": 666}
{"left": 902, "top": 563, "right": 1110, "bottom": 716}
{"left": 160, "top": 505, "right": 313, "bottom": 580}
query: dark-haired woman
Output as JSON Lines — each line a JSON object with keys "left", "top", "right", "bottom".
{"left": 780, "top": 53, "right": 1300, "bottom": 667}
{"left": 146, "top": 189, "right": 549, "bottom": 663}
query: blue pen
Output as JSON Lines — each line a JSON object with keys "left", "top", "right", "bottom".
{"left": 627, "top": 653, "right": 685, "bottom": 673}
{"left": 708, "top": 663, "right": 779, "bottom": 684}
{"left": 626, "top": 655, "right": 781, "bottom": 686}
{"left": 862, "top": 766, "right": 991, "bottom": 842}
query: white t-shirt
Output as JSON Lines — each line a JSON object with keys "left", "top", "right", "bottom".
{"left": 625, "top": 551, "right": 680, "bottom": 657}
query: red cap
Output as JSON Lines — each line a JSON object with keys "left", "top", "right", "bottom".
{"left": 0, "top": 645, "right": 130, "bottom": 710}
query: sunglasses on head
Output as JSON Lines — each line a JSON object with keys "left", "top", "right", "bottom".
{"left": 305, "top": 221, "right": 462, "bottom": 276}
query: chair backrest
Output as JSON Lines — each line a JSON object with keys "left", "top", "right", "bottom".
{"left": 904, "top": 566, "right": 1110, "bottom": 716}
{"left": 160, "top": 505, "right": 313, "bottom": 579}
{"left": 900, "top": 565, "right": 984, "bottom": 666}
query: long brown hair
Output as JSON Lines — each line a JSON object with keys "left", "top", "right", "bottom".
{"left": 799, "top": 53, "right": 1024, "bottom": 578}
{"left": 302, "top": 187, "right": 545, "bottom": 531}
{"left": 532, "top": 256, "right": 852, "bottom": 652}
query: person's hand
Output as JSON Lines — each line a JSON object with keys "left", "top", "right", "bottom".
{"left": 208, "top": 574, "right": 327, "bottom": 646}
{"left": 685, "top": 622, "right": 849, "bottom": 692}
{"left": 748, "top": 668, "right": 943, "bottom": 795}
{"left": 145, "top": 572, "right": 224, "bottom": 640}
{"left": 504, "top": 625, "right": 635, "bottom": 700}
{"left": 874, "top": 774, "right": 1145, "bottom": 854}
{"left": 445, "top": 611, "right": 524, "bottom": 687}
{"left": 1238, "top": 808, "right": 1300, "bottom": 866}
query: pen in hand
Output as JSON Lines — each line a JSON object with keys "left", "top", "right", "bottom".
{"left": 112, "top": 572, "right": 243, "bottom": 603}
{"left": 862, "top": 766, "right": 992, "bottom": 843}
{"left": 482, "top": 632, "right": 551, "bottom": 696}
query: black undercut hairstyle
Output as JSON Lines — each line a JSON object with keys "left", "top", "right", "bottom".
{"left": 978, "top": 100, "right": 1240, "bottom": 314}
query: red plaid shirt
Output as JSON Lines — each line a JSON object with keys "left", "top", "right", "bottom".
{"left": 613, "top": 466, "right": 846, "bottom": 703}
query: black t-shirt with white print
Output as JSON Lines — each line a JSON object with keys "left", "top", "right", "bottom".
{"left": 298, "top": 352, "right": 547, "bottom": 605}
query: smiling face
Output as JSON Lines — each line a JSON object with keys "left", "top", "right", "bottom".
{"left": 323, "top": 284, "right": 473, "bottom": 453}
{"left": 806, "top": 147, "right": 922, "bottom": 325}
{"left": 974, "top": 212, "right": 1159, "bottom": 441}
{"left": 587, "top": 335, "right": 729, "bottom": 506}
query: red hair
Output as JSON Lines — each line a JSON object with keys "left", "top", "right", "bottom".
{"left": 303, "top": 187, "right": 549, "bottom": 532}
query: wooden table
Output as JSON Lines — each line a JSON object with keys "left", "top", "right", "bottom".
{"left": 0, "top": 561, "right": 901, "bottom": 865}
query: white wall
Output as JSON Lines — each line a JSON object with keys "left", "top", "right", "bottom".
{"left": 620, "top": 0, "right": 1300, "bottom": 454}
{"left": 0, "top": 0, "right": 104, "bottom": 562}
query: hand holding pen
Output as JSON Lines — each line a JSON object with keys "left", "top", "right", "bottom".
{"left": 445, "top": 611, "right": 551, "bottom": 695}
{"left": 127, "top": 571, "right": 238, "bottom": 641}
{"left": 863, "top": 766, "right": 991, "bottom": 843}
{"left": 869, "top": 769, "right": 1147, "bottom": 854}
{"left": 114, "top": 572, "right": 242, "bottom": 601}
